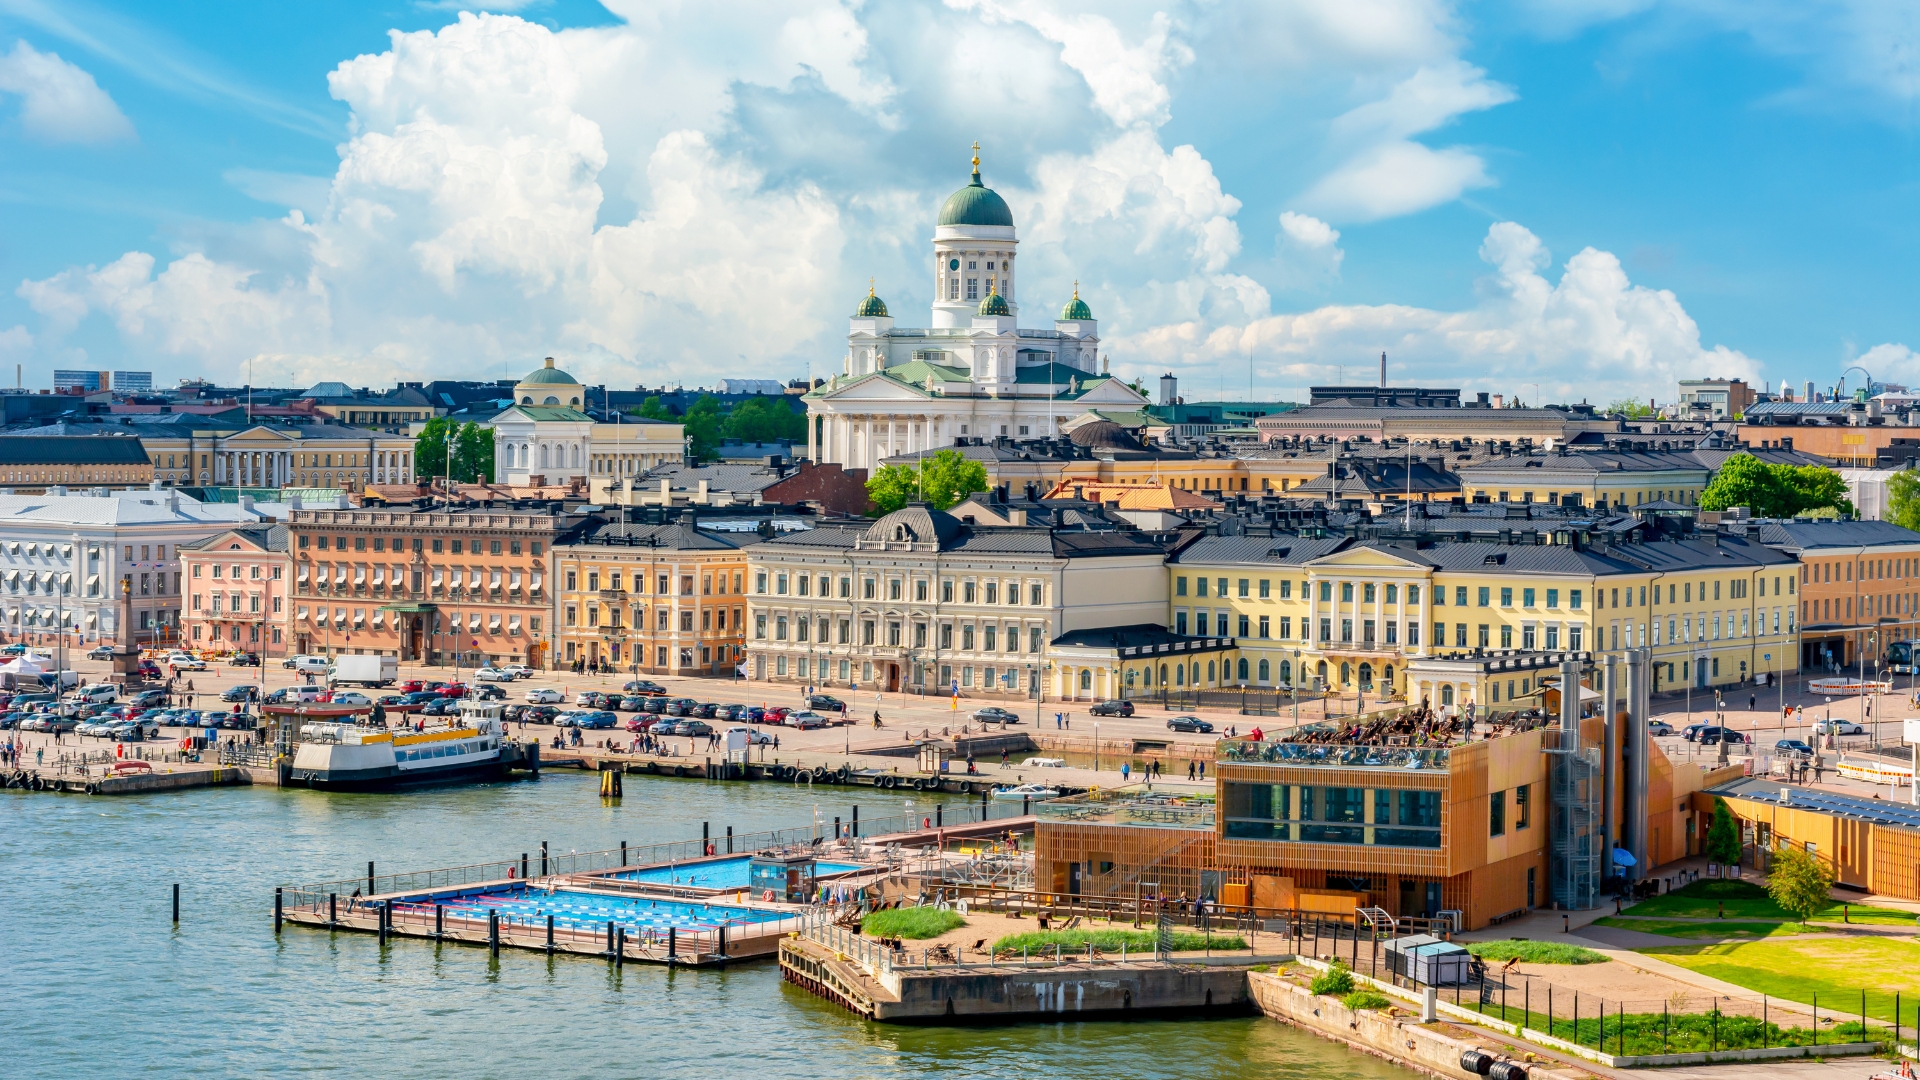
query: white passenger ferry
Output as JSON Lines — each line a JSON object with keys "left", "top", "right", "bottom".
{"left": 289, "top": 699, "right": 509, "bottom": 790}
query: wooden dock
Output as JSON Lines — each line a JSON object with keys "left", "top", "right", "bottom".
{"left": 543, "top": 748, "right": 1077, "bottom": 798}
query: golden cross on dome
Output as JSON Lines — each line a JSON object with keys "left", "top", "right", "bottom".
{"left": 868, "top": 277, "right": 876, "bottom": 296}
{"left": 1073, "top": 280, "right": 1080, "bottom": 298}
{"left": 971, "top": 141, "right": 980, "bottom": 168}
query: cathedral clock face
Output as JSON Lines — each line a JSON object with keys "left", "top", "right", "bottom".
{"left": 949, "top": 259, "right": 959, "bottom": 270}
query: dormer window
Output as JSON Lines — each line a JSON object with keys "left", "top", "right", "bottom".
{"left": 543, "top": 396, "right": 559, "bottom": 405}
{"left": 522, "top": 396, "right": 532, "bottom": 404}
{"left": 894, "top": 526, "right": 907, "bottom": 541}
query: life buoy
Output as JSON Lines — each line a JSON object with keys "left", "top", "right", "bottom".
{"left": 762, "top": 889, "right": 776, "bottom": 901}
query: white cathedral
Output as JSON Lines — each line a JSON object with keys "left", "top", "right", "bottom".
{"left": 804, "top": 150, "right": 1148, "bottom": 471}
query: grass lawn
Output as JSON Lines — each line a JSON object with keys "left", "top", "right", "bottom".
{"left": 1594, "top": 917, "right": 1811, "bottom": 940}
{"left": 862, "top": 906, "right": 965, "bottom": 940}
{"left": 1468, "top": 1000, "right": 1870, "bottom": 1055}
{"left": 992, "top": 928, "right": 1247, "bottom": 953}
{"left": 1627, "top": 880, "right": 1913, "bottom": 925}
{"left": 1642, "top": 936, "right": 1920, "bottom": 1023}
{"left": 1464, "top": 940, "right": 1607, "bottom": 964}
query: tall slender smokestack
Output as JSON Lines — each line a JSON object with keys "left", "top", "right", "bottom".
{"left": 1379, "top": 351, "right": 1386, "bottom": 387}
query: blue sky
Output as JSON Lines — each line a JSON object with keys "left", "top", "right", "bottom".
{"left": 0, "top": 0, "right": 1913, "bottom": 404}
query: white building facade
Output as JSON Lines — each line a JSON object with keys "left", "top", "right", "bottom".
{"left": 803, "top": 154, "right": 1148, "bottom": 472}
{"left": 490, "top": 358, "right": 684, "bottom": 487}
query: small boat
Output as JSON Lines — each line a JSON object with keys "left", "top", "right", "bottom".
{"left": 288, "top": 699, "right": 511, "bottom": 791}
{"left": 993, "top": 782, "right": 1062, "bottom": 799}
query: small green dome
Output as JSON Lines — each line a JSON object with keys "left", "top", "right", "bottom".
{"left": 520, "top": 357, "right": 578, "bottom": 385}
{"left": 1061, "top": 283, "right": 1092, "bottom": 321}
{"left": 855, "top": 283, "right": 888, "bottom": 318}
{"left": 938, "top": 151, "right": 1014, "bottom": 228}
{"left": 977, "top": 290, "right": 1011, "bottom": 317}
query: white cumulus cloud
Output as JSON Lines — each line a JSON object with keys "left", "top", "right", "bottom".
{"left": 0, "top": 39, "right": 133, "bottom": 143}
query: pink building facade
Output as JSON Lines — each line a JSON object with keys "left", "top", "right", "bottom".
{"left": 179, "top": 526, "right": 293, "bottom": 657}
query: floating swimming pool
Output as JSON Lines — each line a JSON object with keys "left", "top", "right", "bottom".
{"left": 604, "top": 855, "right": 865, "bottom": 891}
{"left": 407, "top": 884, "right": 790, "bottom": 934}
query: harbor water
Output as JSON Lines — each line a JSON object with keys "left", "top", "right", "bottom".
{"left": 2, "top": 770, "right": 1416, "bottom": 1079}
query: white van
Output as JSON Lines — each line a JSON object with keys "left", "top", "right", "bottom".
{"left": 286, "top": 655, "right": 331, "bottom": 675}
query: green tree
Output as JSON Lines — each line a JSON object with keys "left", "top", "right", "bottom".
{"left": 865, "top": 448, "right": 989, "bottom": 514}
{"left": 1765, "top": 843, "right": 1836, "bottom": 923}
{"left": 722, "top": 396, "right": 806, "bottom": 444}
{"left": 683, "top": 394, "right": 723, "bottom": 463}
{"left": 1705, "top": 798, "right": 1741, "bottom": 866}
{"left": 1606, "top": 398, "right": 1654, "bottom": 418}
{"left": 1886, "top": 470, "right": 1920, "bottom": 531}
{"left": 635, "top": 395, "right": 676, "bottom": 422}
{"left": 1699, "top": 454, "right": 1852, "bottom": 518}
{"left": 451, "top": 421, "right": 495, "bottom": 483}
{"left": 414, "top": 416, "right": 457, "bottom": 481}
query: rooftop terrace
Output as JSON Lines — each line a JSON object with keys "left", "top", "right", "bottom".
{"left": 1034, "top": 789, "right": 1216, "bottom": 830}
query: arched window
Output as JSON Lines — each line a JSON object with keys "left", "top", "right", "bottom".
{"left": 1358, "top": 663, "right": 1373, "bottom": 690}
{"left": 1340, "top": 661, "right": 1351, "bottom": 686}
{"left": 543, "top": 396, "right": 559, "bottom": 405}
{"left": 1207, "top": 660, "right": 1216, "bottom": 683}
{"left": 1175, "top": 665, "right": 1185, "bottom": 686}
{"left": 1126, "top": 668, "right": 1137, "bottom": 687}
{"left": 1258, "top": 658, "right": 1270, "bottom": 684}
{"left": 1236, "top": 657, "right": 1249, "bottom": 681}
{"left": 521, "top": 396, "right": 531, "bottom": 404}
{"left": 1277, "top": 659, "right": 1288, "bottom": 686}
{"left": 1158, "top": 664, "right": 1167, "bottom": 685}
{"left": 1315, "top": 660, "right": 1328, "bottom": 686}
{"left": 1079, "top": 669, "right": 1092, "bottom": 691}
{"left": 1383, "top": 665, "right": 1394, "bottom": 692}
{"left": 1440, "top": 685, "right": 1455, "bottom": 706}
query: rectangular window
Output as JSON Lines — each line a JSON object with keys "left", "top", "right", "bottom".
{"left": 1239, "top": 578, "right": 1250, "bottom": 598}
{"left": 1523, "top": 587, "right": 1536, "bottom": 607}
{"left": 1500, "top": 587, "right": 1513, "bottom": 607}
{"left": 1515, "top": 784, "right": 1531, "bottom": 829}
{"left": 1454, "top": 586, "right": 1468, "bottom": 606}
{"left": 1176, "top": 577, "right": 1188, "bottom": 597}
{"left": 1196, "top": 577, "right": 1208, "bottom": 598}
{"left": 1176, "top": 611, "right": 1188, "bottom": 635}
{"left": 1570, "top": 589, "right": 1582, "bottom": 610}
{"left": 985, "top": 581, "right": 998, "bottom": 604}
{"left": 1547, "top": 588, "right": 1559, "bottom": 609}
{"left": 1478, "top": 586, "right": 1490, "bottom": 607}
{"left": 1477, "top": 624, "right": 1490, "bottom": 648}
{"left": 1259, "top": 615, "right": 1270, "bottom": 638}
{"left": 1455, "top": 623, "right": 1467, "bottom": 647}
{"left": 1259, "top": 579, "right": 1270, "bottom": 599}
{"left": 1279, "top": 580, "right": 1291, "bottom": 600}
{"left": 1407, "top": 622, "right": 1419, "bottom": 646}
{"left": 1030, "top": 583, "right": 1043, "bottom": 605}
{"left": 1490, "top": 790, "right": 1507, "bottom": 837}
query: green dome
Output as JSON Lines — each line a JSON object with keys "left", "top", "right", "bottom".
{"left": 938, "top": 158, "right": 1014, "bottom": 228}
{"left": 855, "top": 284, "right": 888, "bottom": 318}
{"left": 977, "top": 290, "right": 1011, "bottom": 317}
{"left": 520, "top": 357, "right": 578, "bottom": 385}
{"left": 1060, "top": 284, "right": 1092, "bottom": 321}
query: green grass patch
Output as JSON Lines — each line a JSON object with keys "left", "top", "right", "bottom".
{"left": 1465, "top": 940, "right": 1607, "bottom": 965}
{"left": 991, "top": 928, "right": 1246, "bottom": 954}
{"left": 862, "top": 906, "right": 964, "bottom": 940}
{"left": 1642, "top": 937, "right": 1920, "bottom": 1023}
{"left": 1594, "top": 916, "right": 1809, "bottom": 940}
{"left": 1310, "top": 961, "right": 1355, "bottom": 996}
{"left": 1468, "top": 1001, "right": 1871, "bottom": 1055}
{"left": 1627, "top": 880, "right": 1913, "bottom": 924}
{"left": 1343, "top": 990, "right": 1391, "bottom": 1011}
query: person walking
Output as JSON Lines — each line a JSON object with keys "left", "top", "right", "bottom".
{"left": 1187, "top": 759, "right": 1195, "bottom": 781}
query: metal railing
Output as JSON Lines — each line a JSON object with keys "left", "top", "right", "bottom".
{"left": 798, "top": 908, "right": 894, "bottom": 976}
{"left": 1219, "top": 738, "right": 1452, "bottom": 770}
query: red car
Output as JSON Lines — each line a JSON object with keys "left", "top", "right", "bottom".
{"left": 400, "top": 679, "right": 426, "bottom": 693}
{"left": 763, "top": 706, "right": 791, "bottom": 723}
{"left": 136, "top": 660, "right": 162, "bottom": 680}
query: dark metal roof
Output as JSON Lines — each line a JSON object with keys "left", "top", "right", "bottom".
{"left": 1710, "top": 775, "right": 1920, "bottom": 830}
{"left": 0, "top": 434, "right": 151, "bottom": 465}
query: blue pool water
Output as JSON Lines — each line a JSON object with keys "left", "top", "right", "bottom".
{"left": 420, "top": 884, "right": 787, "bottom": 933}
{"left": 607, "top": 855, "right": 865, "bottom": 890}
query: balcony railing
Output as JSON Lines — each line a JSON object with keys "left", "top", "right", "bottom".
{"left": 1033, "top": 791, "right": 1216, "bottom": 829}
{"left": 1219, "top": 739, "right": 1451, "bottom": 771}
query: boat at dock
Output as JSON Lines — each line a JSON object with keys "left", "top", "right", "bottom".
{"left": 992, "top": 783, "right": 1061, "bottom": 799}
{"left": 288, "top": 700, "right": 514, "bottom": 791}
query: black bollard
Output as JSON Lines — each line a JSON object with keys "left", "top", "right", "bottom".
{"left": 434, "top": 903, "right": 444, "bottom": 940}
{"left": 615, "top": 926, "right": 625, "bottom": 967}
{"left": 540, "top": 840, "right": 548, "bottom": 877}
{"left": 329, "top": 892, "right": 337, "bottom": 929}
{"left": 488, "top": 910, "right": 499, "bottom": 957}
{"left": 379, "top": 900, "right": 389, "bottom": 944}
{"left": 367, "top": 861, "right": 375, "bottom": 896}
{"left": 853, "top": 805, "right": 859, "bottom": 837}
{"left": 668, "top": 926, "right": 677, "bottom": 964}
{"left": 834, "top": 816, "right": 841, "bottom": 840}
{"left": 703, "top": 821, "right": 710, "bottom": 843}
{"left": 936, "top": 804, "right": 943, "bottom": 827}
{"left": 274, "top": 887, "right": 282, "bottom": 933}
{"left": 726, "top": 826, "right": 733, "bottom": 854}
{"left": 546, "top": 914, "right": 555, "bottom": 954}
{"left": 718, "top": 925, "right": 727, "bottom": 959}
{"left": 620, "top": 840, "right": 627, "bottom": 867}
{"left": 521, "top": 852, "right": 528, "bottom": 879}
{"left": 172, "top": 883, "right": 180, "bottom": 923}
{"left": 607, "top": 920, "right": 617, "bottom": 962}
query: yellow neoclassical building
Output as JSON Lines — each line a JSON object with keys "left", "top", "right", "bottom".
{"left": 1154, "top": 527, "right": 1802, "bottom": 710}
{"left": 1457, "top": 448, "right": 1709, "bottom": 510}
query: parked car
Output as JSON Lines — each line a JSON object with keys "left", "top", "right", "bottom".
{"left": 330, "top": 691, "right": 372, "bottom": 706}
{"left": 1647, "top": 720, "right": 1675, "bottom": 737}
{"left": 474, "top": 666, "right": 511, "bottom": 682}
{"left": 136, "top": 659, "right": 163, "bottom": 679}
{"left": 421, "top": 698, "right": 458, "bottom": 716}
{"left": 674, "top": 719, "right": 714, "bottom": 737}
{"left": 1088, "top": 699, "right": 1134, "bottom": 717}
{"left": 397, "top": 690, "right": 440, "bottom": 705}
{"left": 664, "top": 698, "right": 698, "bottom": 717}
{"left": 804, "top": 694, "right": 845, "bottom": 713}
{"left": 220, "top": 686, "right": 257, "bottom": 703}
{"left": 524, "top": 687, "right": 564, "bottom": 704}
{"left": 167, "top": 654, "right": 208, "bottom": 671}
{"left": 434, "top": 683, "right": 469, "bottom": 699}
{"left": 1167, "top": 715, "right": 1215, "bottom": 734}
{"left": 70, "top": 684, "right": 118, "bottom": 704}
{"left": 784, "top": 711, "right": 828, "bottom": 730}
{"left": 229, "top": 653, "right": 261, "bottom": 667}
{"left": 110, "top": 718, "right": 160, "bottom": 741}
{"left": 127, "top": 688, "right": 168, "bottom": 707}
{"left": 1698, "top": 726, "right": 1750, "bottom": 746}
{"left": 639, "top": 697, "right": 668, "bottom": 714}
{"left": 1775, "top": 739, "right": 1815, "bottom": 756}
{"left": 646, "top": 718, "right": 679, "bottom": 735}
{"left": 501, "top": 665, "right": 533, "bottom": 680}
{"left": 1814, "top": 719, "right": 1865, "bottom": 736}
{"left": 718, "top": 704, "right": 748, "bottom": 722}
{"left": 518, "top": 705, "right": 559, "bottom": 725}
{"left": 763, "top": 706, "right": 790, "bottom": 723}
{"left": 691, "top": 702, "right": 718, "bottom": 719}
{"left": 583, "top": 711, "right": 620, "bottom": 729}
{"left": 971, "top": 706, "right": 1020, "bottom": 725}
{"left": 574, "top": 690, "right": 603, "bottom": 707}
{"left": 283, "top": 655, "right": 330, "bottom": 674}
{"left": 1682, "top": 724, "right": 1708, "bottom": 742}
{"left": 729, "top": 726, "right": 774, "bottom": 745}
{"left": 472, "top": 684, "right": 506, "bottom": 702}
{"left": 217, "top": 713, "right": 258, "bottom": 730}
{"left": 377, "top": 695, "right": 410, "bottom": 708}
{"left": 622, "top": 679, "right": 666, "bottom": 696}
{"left": 86, "top": 645, "right": 116, "bottom": 660}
